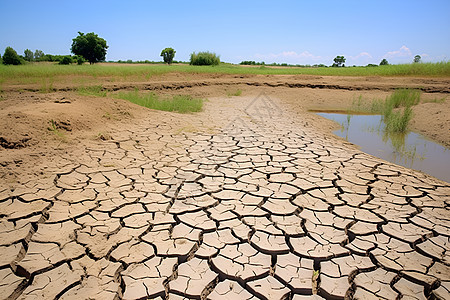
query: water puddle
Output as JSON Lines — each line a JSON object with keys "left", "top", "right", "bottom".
{"left": 317, "top": 112, "right": 450, "bottom": 183}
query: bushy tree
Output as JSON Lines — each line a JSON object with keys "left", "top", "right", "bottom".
{"left": 332, "top": 56, "right": 346, "bottom": 67}
{"left": 414, "top": 55, "right": 421, "bottom": 63}
{"left": 34, "top": 50, "right": 44, "bottom": 61}
{"left": 190, "top": 51, "right": 220, "bottom": 66}
{"left": 380, "top": 58, "right": 389, "bottom": 66}
{"left": 71, "top": 32, "right": 108, "bottom": 64}
{"left": 2, "top": 47, "right": 22, "bottom": 65}
{"left": 161, "top": 47, "right": 176, "bottom": 64}
{"left": 59, "top": 56, "right": 73, "bottom": 65}
{"left": 75, "top": 55, "right": 85, "bottom": 65}
{"left": 24, "top": 49, "right": 34, "bottom": 61}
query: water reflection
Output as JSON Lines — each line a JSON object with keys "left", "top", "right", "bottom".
{"left": 317, "top": 112, "right": 450, "bottom": 183}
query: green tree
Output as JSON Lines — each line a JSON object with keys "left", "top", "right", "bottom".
{"left": 332, "top": 55, "right": 346, "bottom": 67}
{"left": 71, "top": 32, "right": 108, "bottom": 64}
{"left": 414, "top": 55, "right": 421, "bottom": 63}
{"left": 380, "top": 58, "right": 389, "bottom": 66}
{"left": 2, "top": 47, "right": 22, "bottom": 65}
{"left": 160, "top": 47, "right": 176, "bottom": 64}
{"left": 34, "top": 50, "right": 44, "bottom": 61}
{"left": 24, "top": 49, "right": 34, "bottom": 61}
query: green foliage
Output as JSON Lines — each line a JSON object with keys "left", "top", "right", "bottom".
{"left": 380, "top": 59, "right": 389, "bottom": 66}
{"left": 240, "top": 61, "right": 265, "bottom": 65}
{"left": 160, "top": 48, "right": 176, "bottom": 64}
{"left": 190, "top": 51, "right": 220, "bottom": 66}
{"left": 24, "top": 49, "right": 34, "bottom": 61}
{"left": 332, "top": 56, "right": 346, "bottom": 67}
{"left": 384, "top": 105, "right": 413, "bottom": 133}
{"left": 367, "top": 64, "right": 378, "bottom": 67}
{"left": 351, "top": 89, "right": 421, "bottom": 133}
{"left": 414, "top": 55, "right": 421, "bottom": 63}
{"left": 116, "top": 90, "right": 203, "bottom": 113}
{"left": 0, "top": 53, "right": 2, "bottom": 64}
{"left": 2, "top": 47, "right": 23, "bottom": 65}
{"left": 385, "top": 89, "right": 421, "bottom": 109}
{"left": 34, "top": 50, "right": 44, "bottom": 61}
{"left": 58, "top": 56, "right": 73, "bottom": 65}
{"left": 75, "top": 55, "right": 85, "bottom": 65}
{"left": 71, "top": 32, "right": 108, "bottom": 64}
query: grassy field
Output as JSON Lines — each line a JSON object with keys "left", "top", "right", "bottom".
{"left": 0, "top": 61, "right": 449, "bottom": 86}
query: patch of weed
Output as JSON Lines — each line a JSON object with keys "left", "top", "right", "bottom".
{"left": 351, "top": 89, "right": 421, "bottom": 133}
{"left": 39, "top": 78, "right": 55, "bottom": 93}
{"left": 421, "top": 96, "right": 446, "bottom": 104}
{"left": 47, "top": 120, "right": 67, "bottom": 142}
{"left": 116, "top": 90, "right": 203, "bottom": 113}
{"left": 227, "top": 89, "right": 242, "bottom": 97}
{"left": 78, "top": 85, "right": 107, "bottom": 97}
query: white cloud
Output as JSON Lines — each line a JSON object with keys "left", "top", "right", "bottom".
{"left": 253, "top": 50, "right": 323, "bottom": 64}
{"left": 383, "top": 45, "right": 413, "bottom": 59}
{"left": 352, "top": 52, "right": 372, "bottom": 59}
{"left": 344, "top": 52, "right": 374, "bottom": 66}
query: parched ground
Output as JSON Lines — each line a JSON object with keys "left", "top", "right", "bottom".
{"left": 0, "top": 75, "right": 449, "bottom": 299}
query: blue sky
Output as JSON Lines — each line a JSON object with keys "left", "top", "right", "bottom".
{"left": 1, "top": 0, "right": 449, "bottom": 65}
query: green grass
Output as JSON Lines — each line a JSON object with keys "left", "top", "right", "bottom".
{"left": 227, "top": 89, "right": 242, "bottom": 97}
{"left": 351, "top": 89, "right": 422, "bottom": 133}
{"left": 115, "top": 90, "right": 203, "bottom": 113}
{"left": 77, "top": 85, "right": 107, "bottom": 97}
{"left": 1, "top": 62, "right": 449, "bottom": 86}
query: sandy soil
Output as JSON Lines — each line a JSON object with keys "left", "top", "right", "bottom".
{"left": 0, "top": 73, "right": 449, "bottom": 182}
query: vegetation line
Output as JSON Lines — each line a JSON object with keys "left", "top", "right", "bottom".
{"left": 1, "top": 61, "right": 449, "bottom": 87}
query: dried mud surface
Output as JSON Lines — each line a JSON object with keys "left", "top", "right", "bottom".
{"left": 0, "top": 74, "right": 449, "bottom": 299}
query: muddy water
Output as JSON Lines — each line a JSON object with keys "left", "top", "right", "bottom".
{"left": 317, "top": 113, "right": 450, "bottom": 183}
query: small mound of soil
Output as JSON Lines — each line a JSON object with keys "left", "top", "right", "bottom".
{"left": 51, "top": 120, "right": 72, "bottom": 131}
{"left": 0, "top": 136, "right": 32, "bottom": 149}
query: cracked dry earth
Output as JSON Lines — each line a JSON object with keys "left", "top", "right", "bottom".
{"left": 1, "top": 94, "right": 449, "bottom": 300}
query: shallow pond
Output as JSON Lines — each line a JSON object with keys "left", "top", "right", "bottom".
{"left": 317, "top": 112, "right": 450, "bottom": 183}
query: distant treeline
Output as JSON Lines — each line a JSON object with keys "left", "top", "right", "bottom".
{"left": 240, "top": 61, "right": 328, "bottom": 68}
{"left": 113, "top": 60, "right": 189, "bottom": 64}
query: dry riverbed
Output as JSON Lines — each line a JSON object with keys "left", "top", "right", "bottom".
{"left": 0, "top": 74, "right": 449, "bottom": 299}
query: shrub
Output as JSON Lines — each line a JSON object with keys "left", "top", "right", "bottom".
{"left": 75, "top": 55, "right": 85, "bottom": 65}
{"left": 2, "top": 47, "right": 23, "bottom": 65}
{"left": 190, "top": 51, "right": 220, "bottom": 66}
{"left": 59, "top": 56, "right": 73, "bottom": 65}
